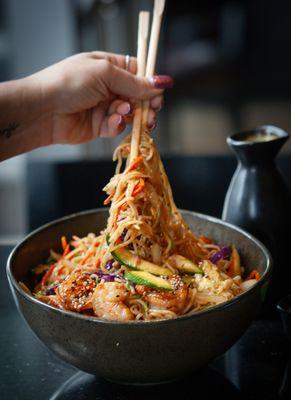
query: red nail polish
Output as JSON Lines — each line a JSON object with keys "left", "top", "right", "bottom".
{"left": 150, "top": 75, "right": 174, "bottom": 89}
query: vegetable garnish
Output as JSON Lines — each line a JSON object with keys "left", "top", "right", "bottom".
{"left": 246, "top": 270, "right": 260, "bottom": 281}
{"left": 81, "top": 250, "right": 94, "bottom": 265}
{"left": 127, "top": 155, "right": 143, "bottom": 172}
{"left": 228, "top": 246, "right": 241, "bottom": 277}
{"left": 132, "top": 178, "right": 145, "bottom": 196}
{"left": 63, "top": 244, "right": 70, "bottom": 257}
{"left": 41, "top": 264, "right": 55, "bottom": 286}
{"left": 209, "top": 246, "right": 230, "bottom": 264}
{"left": 104, "top": 192, "right": 114, "bottom": 205}
{"left": 200, "top": 235, "right": 212, "bottom": 244}
{"left": 61, "top": 236, "right": 67, "bottom": 251}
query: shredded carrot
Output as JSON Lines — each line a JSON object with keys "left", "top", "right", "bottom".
{"left": 58, "top": 266, "right": 66, "bottom": 276}
{"left": 81, "top": 250, "right": 94, "bottom": 266}
{"left": 61, "top": 236, "right": 67, "bottom": 251}
{"left": 104, "top": 193, "right": 114, "bottom": 205}
{"left": 127, "top": 155, "right": 143, "bottom": 172}
{"left": 132, "top": 178, "right": 145, "bottom": 196}
{"left": 94, "top": 241, "right": 100, "bottom": 247}
{"left": 228, "top": 259, "right": 235, "bottom": 277}
{"left": 63, "top": 244, "right": 70, "bottom": 257}
{"left": 113, "top": 206, "right": 121, "bottom": 229}
{"left": 41, "top": 264, "right": 55, "bottom": 286}
{"left": 96, "top": 259, "right": 101, "bottom": 268}
{"left": 247, "top": 269, "right": 260, "bottom": 281}
{"left": 199, "top": 235, "right": 212, "bottom": 244}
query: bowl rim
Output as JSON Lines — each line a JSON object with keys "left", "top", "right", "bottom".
{"left": 7, "top": 208, "right": 273, "bottom": 326}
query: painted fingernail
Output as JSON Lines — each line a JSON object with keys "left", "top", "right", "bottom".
{"left": 149, "top": 75, "right": 174, "bottom": 89}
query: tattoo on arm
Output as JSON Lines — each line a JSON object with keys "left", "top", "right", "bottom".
{"left": 0, "top": 122, "right": 19, "bottom": 138}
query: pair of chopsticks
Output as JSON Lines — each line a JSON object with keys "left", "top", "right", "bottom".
{"left": 129, "top": 0, "right": 165, "bottom": 163}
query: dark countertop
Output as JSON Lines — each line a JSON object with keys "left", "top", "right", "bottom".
{"left": 0, "top": 244, "right": 290, "bottom": 400}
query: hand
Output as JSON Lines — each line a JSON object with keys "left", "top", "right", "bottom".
{"left": 30, "top": 52, "right": 173, "bottom": 144}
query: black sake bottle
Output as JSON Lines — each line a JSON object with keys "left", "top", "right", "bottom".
{"left": 222, "top": 125, "right": 291, "bottom": 312}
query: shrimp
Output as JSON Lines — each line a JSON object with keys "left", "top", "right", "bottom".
{"left": 136, "top": 275, "right": 189, "bottom": 314}
{"left": 92, "top": 282, "right": 134, "bottom": 321}
{"left": 56, "top": 269, "right": 96, "bottom": 312}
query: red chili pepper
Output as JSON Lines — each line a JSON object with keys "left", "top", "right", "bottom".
{"left": 96, "top": 259, "right": 101, "bottom": 268}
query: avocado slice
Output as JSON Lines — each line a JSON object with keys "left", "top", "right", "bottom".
{"left": 168, "top": 255, "right": 203, "bottom": 275}
{"left": 106, "top": 234, "right": 172, "bottom": 276}
{"left": 125, "top": 271, "right": 173, "bottom": 291}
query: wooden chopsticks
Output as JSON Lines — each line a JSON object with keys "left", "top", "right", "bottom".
{"left": 129, "top": 0, "right": 166, "bottom": 163}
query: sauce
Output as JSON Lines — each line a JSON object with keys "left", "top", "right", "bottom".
{"left": 243, "top": 133, "right": 278, "bottom": 143}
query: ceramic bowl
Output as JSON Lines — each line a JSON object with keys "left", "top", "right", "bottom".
{"left": 7, "top": 209, "right": 272, "bottom": 384}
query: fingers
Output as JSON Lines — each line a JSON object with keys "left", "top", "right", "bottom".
{"left": 89, "top": 51, "right": 137, "bottom": 74}
{"left": 107, "top": 63, "right": 173, "bottom": 100}
{"left": 100, "top": 114, "right": 126, "bottom": 138}
{"left": 150, "top": 95, "right": 163, "bottom": 111}
{"left": 108, "top": 100, "right": 133, "bottom": 117}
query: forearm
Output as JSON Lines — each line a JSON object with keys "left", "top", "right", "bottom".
{"left": 0, "top": 77, "right": 52, "bottom": 161}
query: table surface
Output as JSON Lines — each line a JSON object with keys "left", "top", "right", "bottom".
{"left": 1, "top": 244, "right": 290, "bottom": 400}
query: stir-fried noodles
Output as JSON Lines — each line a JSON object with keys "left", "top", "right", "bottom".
{"left": 31, "top": 131, "right": 260, "bottom": 321}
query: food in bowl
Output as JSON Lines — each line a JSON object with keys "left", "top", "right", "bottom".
{"left": 30, "top": 132, "right": 260, "bottom": 321}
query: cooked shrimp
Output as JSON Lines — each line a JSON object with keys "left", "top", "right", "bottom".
{"left": 92, "top": 282, "right": 134, "bottom": 321}
{"left": 56, "top": 269, "right": 96, "bottom": 312}
{"left": 136, "top": 275, "right": 188, "bottom": 314}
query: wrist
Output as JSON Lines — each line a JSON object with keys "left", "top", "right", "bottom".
{"left": 0, "top": 77, "right": 53, "bottom": 160}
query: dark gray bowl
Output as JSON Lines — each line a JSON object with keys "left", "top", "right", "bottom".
{"left": 7, "top": 209, "right": 272, "bottom": 384}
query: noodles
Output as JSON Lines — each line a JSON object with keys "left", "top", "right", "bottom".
{"left": 31, "top": 129, "right": 260, "bottom": 321}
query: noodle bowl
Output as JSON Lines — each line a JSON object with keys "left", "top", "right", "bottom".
{"left": 30, "top": 131, "right": 260, "bottom": 321}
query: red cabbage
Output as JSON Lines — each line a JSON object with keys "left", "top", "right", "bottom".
{"left": 209, "top": 246, "right": 230, "bottom": 264}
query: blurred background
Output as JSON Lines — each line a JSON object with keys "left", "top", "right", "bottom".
{"left": 1, "top": 0, "right": 291, "bottom": 241}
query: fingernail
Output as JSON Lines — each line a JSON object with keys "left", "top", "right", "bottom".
{"left": 117, "top": 115, "right": 126, "bottom": 131}
{"left": 154, "top": 103, "right": 163, "bottom": 112}
{"left": 124, "top": 103, "right": 133, "bottom": 116}
{"left": 148, "top": 120, "right": 157, "bottom": 131}
{"left": 150, "top": 75, "right": 174, "bottom": 89}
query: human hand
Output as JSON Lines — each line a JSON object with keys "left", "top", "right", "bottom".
{"left": 30, "top": 52, "right": 173, "bottom": 144}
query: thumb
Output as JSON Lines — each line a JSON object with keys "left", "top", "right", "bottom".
{"left": 106, "top": 63, "right": 173, "bottom": 100}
